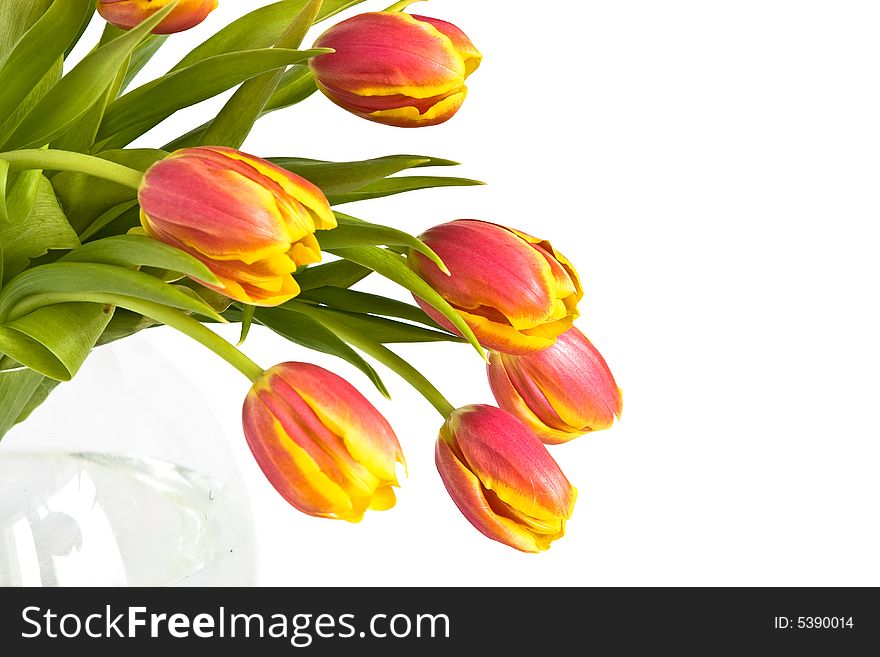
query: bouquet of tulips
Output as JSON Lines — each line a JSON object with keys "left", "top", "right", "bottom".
{"left": 0, "top": 0, "right": 621, "bottom": 553}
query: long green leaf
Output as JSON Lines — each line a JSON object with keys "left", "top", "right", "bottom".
{"left": 97, "top": 48, "right": 331, "bottom": 148}
{"left": 2, "top": 3, "right": 174, "bottom": 149}
{"left": 199, "top": 0, "right": 325, "bottom": 149}
{"left": 318, "top": 213, "right": 448, "bottom": 272}
{"left": 0, "top": 0, "right": 92, "bottom": 135}
{"left": 0, "top": 367, "right": 48, "bottom": 440}
{"left": 294, "top": 259, "right": 372, "bottom": 292}
{"left": 0, "top": 263, "right": 222, "bottom": 323}
{"left": 298, "top": 287, "right": 444, "bottom": 327}
{"left": 314, "top": 308, "right": 461, "bottom": 343}
{"left": 52, "top": 149, "right": 166, "bottom": 234}
{"left": 272, "top": 155, "right": 458, "bottom": 195}
{"left": 286, "top": 301, "right": 453, "bottom": 416}
{"left": 327, "top": 176, "right": 485, "bottom": 205}
{"left": 61, "top": 234, "right": 220, "bottom": 285}
{"left": 325, "top": 245, "right": 485, "bottom": 358}
{"left": 0, "top": 0, "right": 54, "bottom": 65}
{"left": 0, "top": 176, "right": 79, "bottom": 282}
{"left": 122, "top": 35, "right": 170, "bottom": 92}
{"left": 5, "top": 168, "right": 44, "bottom": 225}
{"left": 0, "top": 160, "right": 8, "bottom": 223}
{"left": 254, "top": 306, "right": 389, "bottom": 397}
{"left": 64, "top": 4, "right": 97, "bottom": 59}
{"left": 172, "top": 0, "right": 365, "bottom": 71}
{"left": 263, "top": 65, "right": 318, "bottom": 112}
{"left": 162, "top": 65, "right": 319, "bottom": 151}
{"left": 0, "top": 302, "right": 113, "bottom": 380}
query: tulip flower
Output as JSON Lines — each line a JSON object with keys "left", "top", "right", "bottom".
{"left": 243, "top": 362, "right": 405, "bottom": 522}
{"left": 436, "top": 405, "right": 577, "bottom": 552}
{"left": 96, "top": 0, "right": 218, "bottom": 34}
{"left": 488, "top": 327, "right": 623, "bottom": 444}
{"left": 409, "top": 220, "right": 583, "bottom": 355}
{"left": 309, "top": 12, "right": 481, "bottom": 127}
{"left": 139, "top": 147, "right": 336, "bottom": 307}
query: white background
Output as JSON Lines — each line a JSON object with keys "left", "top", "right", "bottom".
{"left": 25, "top": 1, "right": 880, "bottom": 585}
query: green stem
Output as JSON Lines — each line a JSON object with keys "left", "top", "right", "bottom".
{"left": 384, "top": 0, "right": 426, "bottom": 12}
{"left": 288, "top": 301, "right": 455, "bottom": 418}
{"left": 13, "top": 293, "right": 264, "bottom": 382}
{"left": 0, "top": 149, "right": 144, "bottom": 190}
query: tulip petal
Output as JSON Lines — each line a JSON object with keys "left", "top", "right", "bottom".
{"left": 496, "top": 328, "right": 622, "bottom": 442}
{"left": 448, "top": 405, "right": 577, "bottom": 521}
{"left": 243, "top": 394, "right": 354, "bottom": 519}
{"left": 311, "top": 12, "right": 466, "bottom": 99}
{"left": 436, "top": 438, "right": 546, "bottom": 553}
{"left": 277, "top": 363, "right": 404, "bottom": 484}
{"left": 365, "top": 89, "right": 468, "bottom": 128}
{"left": 410, "top": 15, "right": 482, "bottom": 76}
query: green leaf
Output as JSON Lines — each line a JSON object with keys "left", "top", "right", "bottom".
{"left": 0, "top": 302, "right": 113, "bottom": 380}
{"left": 238, "top": 304, "right": 256, "bottom": 345}
{"left": 0, "top": 262, "right": 223, "bottom": 324}
{"left": 5, "top": 168, "right": 44, "bottom": 225}
{"left": 294, "top": 259, "right": 372, "bottom": 292}
{"left": 64, "top": 4, "right": 97, "bottom": 59}
{"left": 95, "top": 308, "right": 156, "bottom": 346}
{"left": 0, "top": 366, "right": 49, "bottom": 440}
{"left": 172, "top": 0, "right": 365, "bottom": 71}
{"left": 312, "top": 307, "right": 462, "bottom": 343}
{"left": 97, "top": 48, "right": 331, "bottom": 149}
{"left": 325, "top": 245, "right": 485, "bottom": 358}
{"left": 162, "top": 65, "right": 319, "bottom": 151}
{"left": 0, "top": 0, "right": 54, "bottom": 63}
{"left": 0, "top": 176, "right": 79, "bottom": 282}
{"left": 79, "top": 200, "right": 139, "bottom": 242}
{"left": 298, "top": 286, "right": 444, "bottom": 327}
{"left": 0, "top": 0, "right": 92, "bottom": 140}
{"left": 2, "top": 3, "right": 175, "bottom": 149}
{"left": 52, "top": 149, "right": 166, "bottom": 234}
{"left": 318, "top": 213, "right": 448, "bottom": 273}
{"left": 285, "top": 301, "right": 453, "bottom": 416}
{"left": 60, "top": 234, "right": 221, "bottom": 285}
{"left": 199, "top": 0, "right": 325, "bottom": 149}
{"left": 253, "top": 306, "right": 389, "bottom": 397}
{"left": 122, "top": 35, "right": 169, "bottom": 92}
{"left": 15, "top": 375, "right": 60, "bottom": 424}
{"left": 271, "top": 154, "right": 458, "bottom": 195}
{"left": 263, "top": 65, "right": 318, "bottom": 112}
{"left": 327, "top": 176, "right": 485, "bottom": 205}
{"left": 0, "top": 160, "right": 8, "bottom": 223}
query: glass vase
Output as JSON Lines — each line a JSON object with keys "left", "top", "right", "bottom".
{"left": 0, "top": 336, "right": 255, "bottom": 586}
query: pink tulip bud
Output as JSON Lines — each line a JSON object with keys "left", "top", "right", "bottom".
{"left": 243, "top": 363, "right": 405, "bottom": 522}
{"left": 436, "top": 405, "right": 577, "bottom": 552}
{"left": 309, "top": 12, "right": 481, "bottom": 127}
{"left": 409, "top": 220, "right": 583, "bottom": 355}
{"left": 138, "top": 147, "right": 336, "bottom": 307}
{"left": 97, "top": 0, "right": 217, "bottom": 34}
{"left": 488, "top": 327, "right": 623, "bottom": 444}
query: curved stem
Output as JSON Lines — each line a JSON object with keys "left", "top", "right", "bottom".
{"left": 12, "top": 294, "right": 264, "bottom": 382}
{"left": 0, "top": 149, "right": 144, "bottom": 190}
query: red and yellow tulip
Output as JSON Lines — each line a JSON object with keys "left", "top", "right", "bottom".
{"left": 488, "top": 327, "right": 623, "bottom": 444}
{"left": 96, "top": 0, "right": 217, "bottom": 34}
{"left": 138, "top": 147, "right": 336, "bottom": 307}
{"left": 309, "top": 12, "right": 481, "bottom": 127}
{"left": 436, "top": 405, "right": 577, "bottom": 552}
{"left": 242, "top": 362, "right": 405, "bottom": 522}
{"left": 409, "top": 220, "right": 583, "bottom": 355}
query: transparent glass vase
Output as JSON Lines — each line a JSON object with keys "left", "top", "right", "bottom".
{"left": 0, "top": 335, "right": 255, "bottom": 586}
